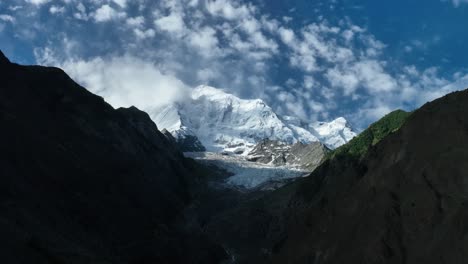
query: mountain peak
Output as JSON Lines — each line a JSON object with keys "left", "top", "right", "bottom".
{"left": 0, "top": 50, "right": 11, "bottom": 65}
{"left": 152, "top": 85, "right": 357, "bottom": 153}
{"left": 194, "top": 85, "right": 226, "bottom": 94}
{"left": 192, "top": 85, "right": 237, "bottom": 100}
{"left": 333, "top": 117, "right": 347, "bottom": 124}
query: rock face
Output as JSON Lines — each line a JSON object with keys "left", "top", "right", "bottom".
{"left": 176, "top": 134, "right": 207, "bottom": 152}
{"left": 247, "top": 139, "right": 329, "bottom": 170}
{"left": 152, "top": 85, "right": 356, "bottom": 154}
{"left": 161, "top": 128, "right": 206, "bottom": 152}
{"left": 270, "top": 90, "right": 468, "bottom": 264}
{"left": 0, "top": 51, "right": 225, "bottom": 264}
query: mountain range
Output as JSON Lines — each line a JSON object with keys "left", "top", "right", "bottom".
{"left": 151, "top": 85, "right": 356, "bottom": 154}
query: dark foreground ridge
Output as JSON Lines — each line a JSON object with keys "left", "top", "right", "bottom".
{"left": 0, "top": 51, "right": 225, "bottom": 263}
{"left": 0, "top": 50, "right": 10, "bottom": 64}
{"left": 271, "top": 88, "right": 468, "bottom": 264}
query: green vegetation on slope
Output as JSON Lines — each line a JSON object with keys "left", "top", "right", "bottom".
{"left": 328, "top": 109, "right": 411, "bottom": 160}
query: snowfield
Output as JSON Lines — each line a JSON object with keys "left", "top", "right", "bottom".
{"left": 185, "top": 152, "right": 309, "bottom": 190}
{"left": 152, "top": 85, "right": 356, "bottom": 154}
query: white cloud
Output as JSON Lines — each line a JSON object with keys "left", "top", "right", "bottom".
{"left": 448, "top": 0, "right": 468, "bottom": 7}
{"left": 126, "top": 16, "right": 144, "bottom": 27}
{"left": 38, "top": 53, "right": 190, "bottom": 110}
{"left": 93, "top": 5, "right": 124, "bottom": 22}
{"left": 188, "top": 0, "right": 199, "bottom": 7}
{"left": 355, "top": 103, "right": 393, "bottom": 126}
{"left": 278, "top": 27, "right": 295, "bottom": 45}
{"left": 134, "top": 28, "right": 155, "bottom": 39}
{"left": 282, "top": 16, "right": 292, "bottom": 23}
{"left": 261, "top": 16, "right": 279, "bottom": 32}
{"left": 197, "top": 68, "right": 218, "bottom": 82}
{"left": 8, "top": 6, "right": 23, "bottom": 11}
{"left": 205, "top": 0, "right": 252, "bottom": 20}
{"left": 303, "top": 76, "right": 316, "bottom": 89}
{"left": 0, "top": 14, "right": 15, "bottom": 23}
{"left": 154, "top": 12, "right": 186, "bottom": 36}
{"left": 354, "top": 60, "right": 397, "bottom": 93}
{"left": 112, "top": 0, "right": 127, "bottom": 8}
{"left": 74, "top": 3, "right": 88, "bottom": 21}
{"left": 25, "top": 0, "right": 50, "bottom": 6}
{"left": 241, "top": 18, "right": 260, "bottom": 34}
{"left": 251, "top": 31, "right": 278, "bottom": 51}
{"left": 49, "top": 6, "right": 65, "bottom": 14}
{"left": 326, "top": 68, "right": 360, "bottom": 95}
{"left": 342, "top": 29, "right": 354, "bottom": 42}
{"left": 289, "top": 51, "right": 318, "bottom": 72}
{"left": 188, "top": 26, "right": 219, "bottom": 55}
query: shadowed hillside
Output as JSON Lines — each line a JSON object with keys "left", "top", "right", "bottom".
{"left": 0, "top": 51, "right": 225, "bottom": 264}
{"left": 271, "top": 89, "right": 468, "bottom": 263}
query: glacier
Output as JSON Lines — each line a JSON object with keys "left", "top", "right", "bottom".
{"left": 185, "top": 152, "right": 308, "bottom": 190}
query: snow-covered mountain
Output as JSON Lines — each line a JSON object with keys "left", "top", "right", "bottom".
{"left": 151, "top": 85, "right": 356, "bottom": 154}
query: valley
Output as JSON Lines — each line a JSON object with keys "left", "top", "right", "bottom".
{"left": 2, "top": 0, "right": 468, "bottom": 263}
{"left": 185, "top": 151, "right": 308, "bottom": 190}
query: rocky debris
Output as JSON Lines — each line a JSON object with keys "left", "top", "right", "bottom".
{"left": 247, "top": 139, "right": 329, "bottom": 170}
{"left": 185, "top": 152, "right": 307, "bottom": 190}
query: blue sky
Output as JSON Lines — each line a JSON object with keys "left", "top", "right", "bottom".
{"left": 1, "top": 0, "right": 467, "bottom": 130}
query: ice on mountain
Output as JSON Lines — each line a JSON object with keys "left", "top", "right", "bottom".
{"left": 151, "top": 85, "right": 356, "bottom": 153}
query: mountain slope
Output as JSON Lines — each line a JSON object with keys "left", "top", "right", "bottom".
{"left": 269, "top": 89, "right": 468, "bottom": 263}
{"left": 0, "top": 51, "right": 225, "bottom": 264}
{"left": 327, "top": 109, "right": 411, "bottom": 160}
{"left": 152, "top": 85, "right": 356, "bottom": 154}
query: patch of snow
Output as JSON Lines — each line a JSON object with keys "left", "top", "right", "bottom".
{"left": 311, "top": 117, "right": 356, "bottom": 149}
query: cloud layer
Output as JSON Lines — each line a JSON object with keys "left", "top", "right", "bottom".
{"left": 1, "top": 0, "right": 467, "bottom": 129}
{"left": 36, "top": 48, "right": 190, "bottom": 110}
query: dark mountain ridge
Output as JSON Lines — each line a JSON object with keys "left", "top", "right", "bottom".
{"left": 269, "top": 89, "right": 468, "bottom": 263}
{"left": 0, "top": 51, "right": 225, "bottom": 263}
